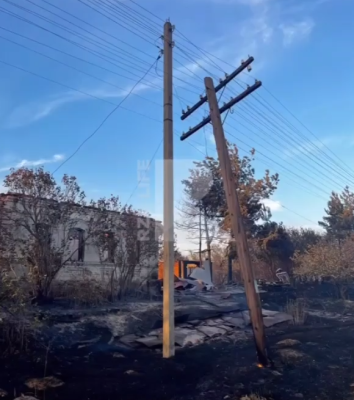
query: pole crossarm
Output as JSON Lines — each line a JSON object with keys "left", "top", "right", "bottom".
{"left": 180, "top": 80, "right": 262, "bottom": 141}
{"left": 180, "top": 56, "right": 254, "bottom": 121}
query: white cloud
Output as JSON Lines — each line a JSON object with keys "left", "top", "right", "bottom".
{"left": 283, "top": 136, "right": 341, "bottom": 159}
{"left": 3, "top": 54, "right": 209, "bottom": 128}
{"left": 0, "top": 154, "right": 64, "bottom": 173}
{"left": 261, "top": 198, "right": 282, "bottom": 211}
{"left": 205, "top": 0, "right": 270, "bottom": 5}
{"left": 279, "top": 19, "right": 315, "bottom": 46}
{"left": 4, "top": 92, "right": 85, "bottom": 129}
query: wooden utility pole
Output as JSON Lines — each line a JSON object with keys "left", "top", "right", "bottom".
{"left": 162, "top": 21, "right": 175, "bottom": 358}
{"left": 204, "top": 77, "right": 268, "bottom": 366}
{"left": 179, "top": 57, "right": 268, "bottom": 366}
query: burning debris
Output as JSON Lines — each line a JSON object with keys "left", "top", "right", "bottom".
{"left": 159, "top": 259, "right": 214, "bottom": 293}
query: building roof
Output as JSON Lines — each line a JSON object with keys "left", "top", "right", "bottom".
{"left": 0, "top": 192, "right": 161, "bottom": 224}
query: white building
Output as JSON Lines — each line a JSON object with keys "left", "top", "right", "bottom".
{"left": 0, "top": 193, "right": 162, "bottom": 285}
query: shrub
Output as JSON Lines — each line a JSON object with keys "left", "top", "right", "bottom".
{"left": 285, "top": 298, "right": 307, "bottom": 325}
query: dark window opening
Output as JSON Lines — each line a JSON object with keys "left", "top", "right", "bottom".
{"left": 136, "top": 240, "right": 141, "bottom": 264}
{"left": 68, "top": 228, "right": 85, "bottom": 262}
{"left": 103, "top": 231, "right": 115, "bottom": 263}
{"left": 36, "top": 223, "right": 51, "bottom": 246}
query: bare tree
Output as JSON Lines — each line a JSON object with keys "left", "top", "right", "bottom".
{"left": 91, "top": 196, "right": 161, "bottom": 300}
{"left": 0, "top": 167, "right": 101, "bottom": 301}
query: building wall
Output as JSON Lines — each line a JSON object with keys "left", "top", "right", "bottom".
{"left": 1, "top": 194, "right": 161, "bottom": 284}
{"left": 56, "top": 262, "right": 153, "bottom": 283}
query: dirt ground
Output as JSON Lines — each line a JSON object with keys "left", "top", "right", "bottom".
{"left": 1, "top": 316, "right": 354, "bottom": 400}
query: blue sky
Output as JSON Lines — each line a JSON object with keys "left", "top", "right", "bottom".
{"left": 0, "top": 0, "right": 353, "bottom": 252}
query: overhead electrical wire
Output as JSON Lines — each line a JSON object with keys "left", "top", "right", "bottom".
{"left": 225, "top": 111, "right": 351, "bottom": 191}
{"left": 77, "top": 0, "right": 159, "bottom": 45}
{"left": 0, "top": 58, "right": 165, "bottom": 125}
{"left": 24, "top": 0, "right": 205, "bottom": 91}
{"left": 52, "top": 54, "right": 162, "bottom": 174}
{"left": 0, "top": 5, "right": 163, "bottom": 79}
{"left": 227, "top": 89, "right": 354, "bottom": 186}
{"left": 2, "top": 0, "right": 348, "bottom": 208}
{"left": 121, "top": 0, "right": 344, "bottom": 178}
{"left": 174, "top": 101, "right": 331, "bottom": 202}
{"left": 140, "top": 11, "right": 354, "bottom": 183}
{"left": 172, "top": 43, "right": 351, "bottom": 186}
{"left": 173, "top": 86, "right": 340, "bottom": 201}
{"left": 225, "top": 114, "right": 343, "bottom": 193}
{"left": 0, "top": 31, "right": 205, "bottom": 127}
{"left": 172, "top": 84, "right": 344, "bottom": 199}
{"left": 90, "top": 0, "right": 161, "bottom": 37}
{"left": 0, "top": 3, "right": 205, "bottom": 93}
{"left": 181, "top": 64, "right": 352, "bottom": 188}
{"left": 175, "top": 44, "right": 354, "bottom": 180}
{"left": 124, "top": 138, "right": 163, "bottom": 205}
{"left": 224, "top": 129, "right": 332, "bottom": 197}
{"left": 250, "top": 92, "right": 354, "bottom": 180}
{"left": 0, "top": 16, "right": 202, "bottom": 97}
{"left": 68, "top": 0, "right": 345, "bottom": 211}
{"left": 39, "top": 0, "right": 160, "bottom": 58}
{"left": 175, "top": 136, "right": 323, "bottom": 226}
{"left": 21, "top": 0, "right": 157, "bottom": 67}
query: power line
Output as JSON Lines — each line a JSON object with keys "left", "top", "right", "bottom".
{"left": 175, "top": 138, "right": 322, "bottom": 229}
{"left": 281, "top": 206, "right": 320, "bottom": 226}
{"left": 77, "top": 0, "right": 158, "bottom": 45}
{"left": 41, "top": 0, "right": 159, "bottom": 58}
{"left": 0, "top": 3, "right": 214, "bottom": 97}
{"left": 0, "top": 5, "right": 162, "bottom": 81}
{"left": 92, "top": 0, "right": 160, "bottom": 37}
{"left": 21, "top": 0, "right": 156, "bottom": 66}
{"left": 0, "top": 55, "right": 206, "bottom": 152}
{"left": 0, "top": 30, "right": 165, "bottom": 108}
{"left": 157, "top": 22, "right": 354, "bottom": 182}
{"left": 179, "top": 51, "right": 354, "bottom": 187}
{"left": 86, "top": 4, "right": 336, "bottom": 225}
{"left": 0, "top": 58, "right": 166, "bottom": 125}
{"left": 124, "top": 139, "right": 163, "bottom": 205}
{"left": 234, "top": 95, "right": 354, "bottom": 186}
{"left": 224, "top": 129, "right": 332, "bottom": 197}
{"left": 0, "top": 0, "right": 342, "bottom": 225}
{"left": 52, "top": 55, "right": 161, "bottom": 175}
{"left": 225, "top": 112, "right": 349, "bottom": 192}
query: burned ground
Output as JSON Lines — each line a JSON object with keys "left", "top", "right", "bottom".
{"left": 1, "top": 289, "right": 354, "bottom": 400}
{"left": 1, "top": 318, "right": 354, "bottom": 400}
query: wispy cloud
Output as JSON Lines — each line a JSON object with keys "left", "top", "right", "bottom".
{"left": 261, "top": 198, "right": 282, "bottom": 211}
{"left": 2, "top": 52, "right": 211, "bottom": 128}
{"left": 209, "top": 132, "right": 216, "bottom": 145}
{"left": 279, "top": 19, "right": 315, "bottom": 46}
{"left": 4, "top": 92, "right": 85, "bottom": 129}
{"left": 283, "top": 136, "right": 342, "bottom": 159}
{"left": 0, "top": 154, "right": 64, "bottom": 173}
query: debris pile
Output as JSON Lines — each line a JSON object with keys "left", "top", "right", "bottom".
{"left": 173, "top": 275, "right": 213, "bottom": 292}
{"left": 161, "top": 261, "right": 215, "bottom": 293}
{"left": 116, "top": 308, "right": 293, "bottom": 350}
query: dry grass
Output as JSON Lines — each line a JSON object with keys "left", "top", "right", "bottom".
{"left": 51, "top": 279, "right": 109, "bottom": 307}
{"left": 285, "top": 298, "right": 307, "bottom": 325}
{"left": 0, "top": 316, "right": 38, "bottom": 358}
{"left": 240, "top": 395, "right": 267, "bottom": 400}
{"left": 276, "top": 339, "right": 301, "bottom": 347}
{"left": 25, "top": 376, "right": 64, "bottom": 391}
{"left": 277, "top": 348, "right": 308, "bottom": 364}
